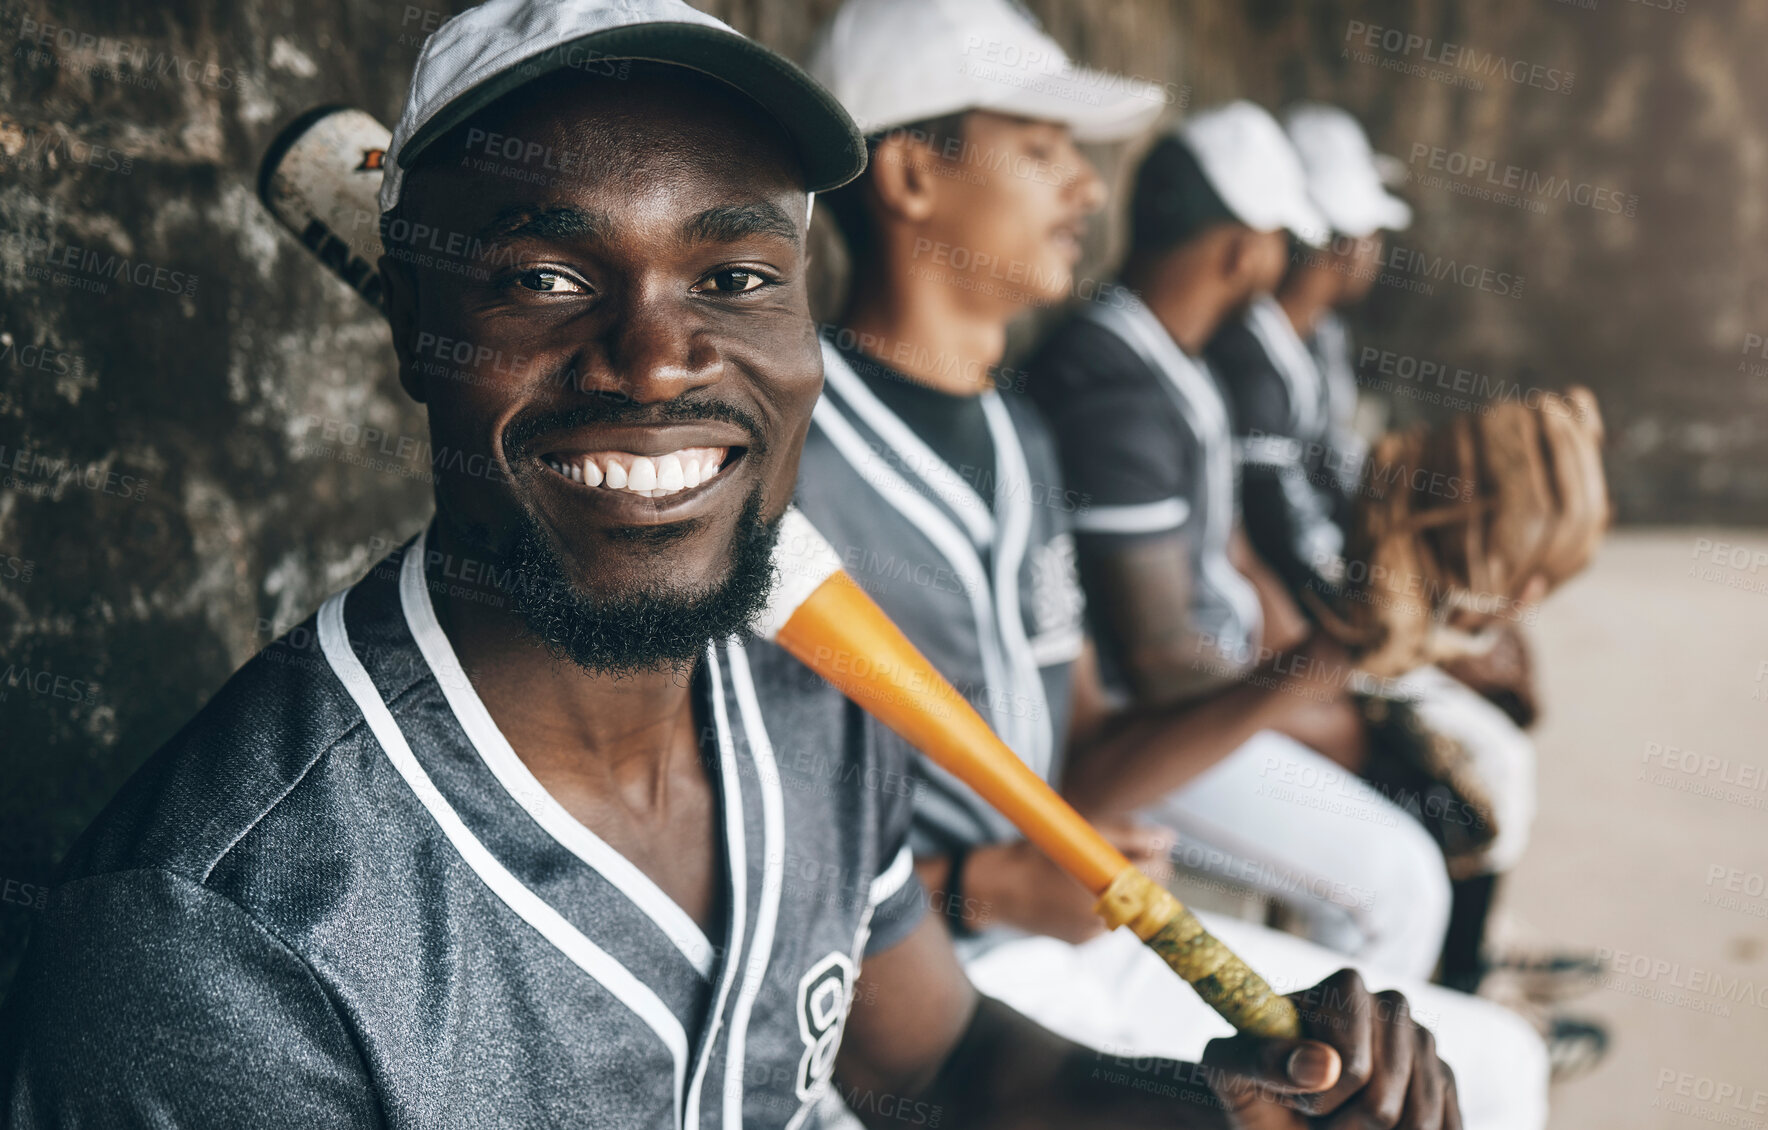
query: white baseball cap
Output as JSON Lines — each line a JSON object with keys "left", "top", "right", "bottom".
{"left": 1282, "top": 102, "right": 1412, "bottom": 237}
{"left": 805, "top": 0, "right": 1168, "bottom": 142}
{"left": 380, "top": 0, "right": 866, "bottom": 212}
{"left": 1177, "top": 100, "right": 1330, "bottom": 248}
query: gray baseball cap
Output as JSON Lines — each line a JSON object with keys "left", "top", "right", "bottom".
{"left": 381, "top": 0, "right": 866, "bottom": 212}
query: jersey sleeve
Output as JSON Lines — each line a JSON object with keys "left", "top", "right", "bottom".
{"left": 2, "top": 869, "right": 379, "bottom": 1127}
{"left": 1029, "top": 321, "right": 1195, "bottom": 542}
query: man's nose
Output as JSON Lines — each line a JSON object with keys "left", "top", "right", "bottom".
{"left": 1070, "top": 152, "right": 1108, "bottom": 215}
{"left": 582, "top": 288, "right": 724, "bottom": 403}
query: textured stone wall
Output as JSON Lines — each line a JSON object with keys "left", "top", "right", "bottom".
{"left": 0, "top": 0, "right": 1758, "bottom": 986}
{"left": 0, "top": 0, "right": 452, "bottom": 986}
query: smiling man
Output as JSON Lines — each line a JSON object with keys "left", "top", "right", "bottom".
{"left": 2, "top": 2, "right": 1463, "bottom": 1128}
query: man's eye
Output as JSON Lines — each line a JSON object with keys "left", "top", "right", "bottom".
{"left": 514, "top": 269, "right": 585, "bottom": 294}
{"left": 698, "top": 269, "right": 767, "bottom": 294}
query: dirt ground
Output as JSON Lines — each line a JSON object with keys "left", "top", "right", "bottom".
{"left": 1499, "top": 529, "right": 1768, "bottom": 1128}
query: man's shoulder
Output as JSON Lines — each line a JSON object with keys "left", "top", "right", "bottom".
{"left": 1204, "top": 313, "right": 1292, "bottom": 429}
{"left": 733, "top": 636, "right": 864, "bottom": 744}
{"left": 1028, "top": 305, "right": 1159, "bottom": 397}
{"left": 791, "top": 407, "right": 918, "bottom": 567}
{"left": 736, "top": 636, "right": 918, "bottom": 778}
{"left": 1205, "top": 310, "right": 1286, "bottom": 389}
{"left": 794, "top": 401, "right": 854, "bottom": 477}
{"left": 56, "top": 597, "right": 393, "bottom": 897}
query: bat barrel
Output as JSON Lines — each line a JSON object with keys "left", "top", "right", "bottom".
{"left": 259, "top": 106, "right": 392, "bottom": 311}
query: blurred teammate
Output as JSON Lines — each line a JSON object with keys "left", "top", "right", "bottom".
{"left": 1274, "top": 103, "right": 1605, "bottom": 1069}
{"left": 1200, "top": 103, "right": 1407, "bottom": 606}
{"left": 803, "top": 5, "right": 1546, "bottom": 1122}
{"left": 1274, "top": 103, "right": 1407, "bottom": 513}
{"left": 1207, "top": 102, "right": 1541, "bottom": 991}
{"left": 806, "top": 1, "right": 1445, "bottom": 979}
{"left": 1029, "top": 103, "right": 1456, "bottom": 976}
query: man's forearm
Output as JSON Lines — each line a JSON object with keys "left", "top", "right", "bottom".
{"left": 892, "top": 996, "right": 1233, "bottom": 1130}
{"left": 1062, "top": 680, "right": 1291, "bottom": 819}
{"left": 1117, "top": 624, "right": 1258, "bottom": 705}
{"left": 1077, "top": 538, "right": 1256, "bottom": 706}
{"left": 1229, "top": 525, "right": 1310, "bottom": 657}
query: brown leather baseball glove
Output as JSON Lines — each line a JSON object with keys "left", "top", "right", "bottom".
{"left": 1306, "top": 386, "right": 1610, "bottom": 677}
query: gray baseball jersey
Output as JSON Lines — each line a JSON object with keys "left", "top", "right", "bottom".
{"left": 1030, "top": 289, "right": 1264, "bottom": 671}
{"left": 1205, "top": 293, "right": 1347, "bottom": 598}
{"left": 0, "top": 530, "right": 924, "bottom": 1129}
{"left": 1306, "top": 311, "right": 1371, "bottom": 506}
{"left": 793, "top": 338, "right": 1087, "bottom": 856}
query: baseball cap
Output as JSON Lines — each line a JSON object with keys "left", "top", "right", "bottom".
{"left": 380, "top": 0, "right": 866, "bottom": 212}
{"left": 1176, "top": 101, "right": 1329, "bottom": 247}
{"left": 805, "top": 0, "right": 1167, "bottom": 142}
{"left": 1282, "top": 102, "right": 1413, "bottom": 237}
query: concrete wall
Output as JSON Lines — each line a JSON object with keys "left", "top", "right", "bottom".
{"left": 0, "top": 0, "right": 1758, "bottom": 985}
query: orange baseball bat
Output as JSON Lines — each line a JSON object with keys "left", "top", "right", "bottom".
{"left": 759, "top": 510, "right": 1301, "bottom": 1039}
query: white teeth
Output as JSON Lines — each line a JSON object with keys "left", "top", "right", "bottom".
{"left": 627, "top": 456, "right": 657, "bottom": 491}
{"left": 546, "top": 446, "right": 729, "bottom": 495}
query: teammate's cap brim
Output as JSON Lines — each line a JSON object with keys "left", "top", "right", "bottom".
{"left": 399, "top": 23, "right": 866, "bottom": 194}
{"left": 969, "top": 63, "right": 1167, "bottom": 143}
{"left": 1372, "top": 152, "right": 1409, "bottom": 191}
{"left": 1376, "top": 192, "right": 1413, "bottom": 231}
{"left": 1202, "top": 163, "right": 1332, "bottom": 249}
{"left": 1334, "top": 191, "right": 1412, "bottom": 238}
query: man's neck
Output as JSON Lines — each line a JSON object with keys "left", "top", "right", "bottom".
{"left": 1276, "top": 265, "right": 1341, "bottom": 339}
{"left": 424, "top": 520, "right": 701, "bottom": 805}
{"left": 838, "top": 261, "right": 1009, "bottom": 398}
{"left": 1122, "top": 253, "right": 1244, "bottom": 355}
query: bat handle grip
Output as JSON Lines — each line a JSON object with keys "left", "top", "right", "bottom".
{"left": 1095, "top": 867, "right": 1301, "bottom": 1039}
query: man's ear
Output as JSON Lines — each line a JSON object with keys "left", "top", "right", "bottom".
{"left": 1219, "top": 226, "right": 1257, "bottom": 287}
{"left": 866, "top": 133, "right": 942, "bottom": 225}
{"left": 380, "top": 255, "right": 426, "bottom": 405}
{"left": 1221, "top": 225, "right": 1279, "bottom": 293}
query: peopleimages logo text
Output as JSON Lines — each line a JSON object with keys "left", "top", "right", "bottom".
{"left": 1344, "top": 21, "right": 1574, "bottom": 94}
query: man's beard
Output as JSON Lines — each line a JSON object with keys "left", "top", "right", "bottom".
{"left": 501, "top": 489, "right": 780, "bottom": 676}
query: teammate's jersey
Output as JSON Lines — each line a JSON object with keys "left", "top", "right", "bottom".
{"left": 0, "top": 531, "right": 924, "bottom": 1130}
{"left": 1208, "top": 295, "right": 1335, "bottom": 448}
{"left": 1205, "top": 295, "right": 1347, "bottom": 599}
{"left": 1030, "top": 288, "right": 1263, "bottom": 671}
{"left": 794, "top": 337, "right": 1087, "bottom": 856}
{"left": 1305, "top": 311, "right": 1371, "bottom": 507}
